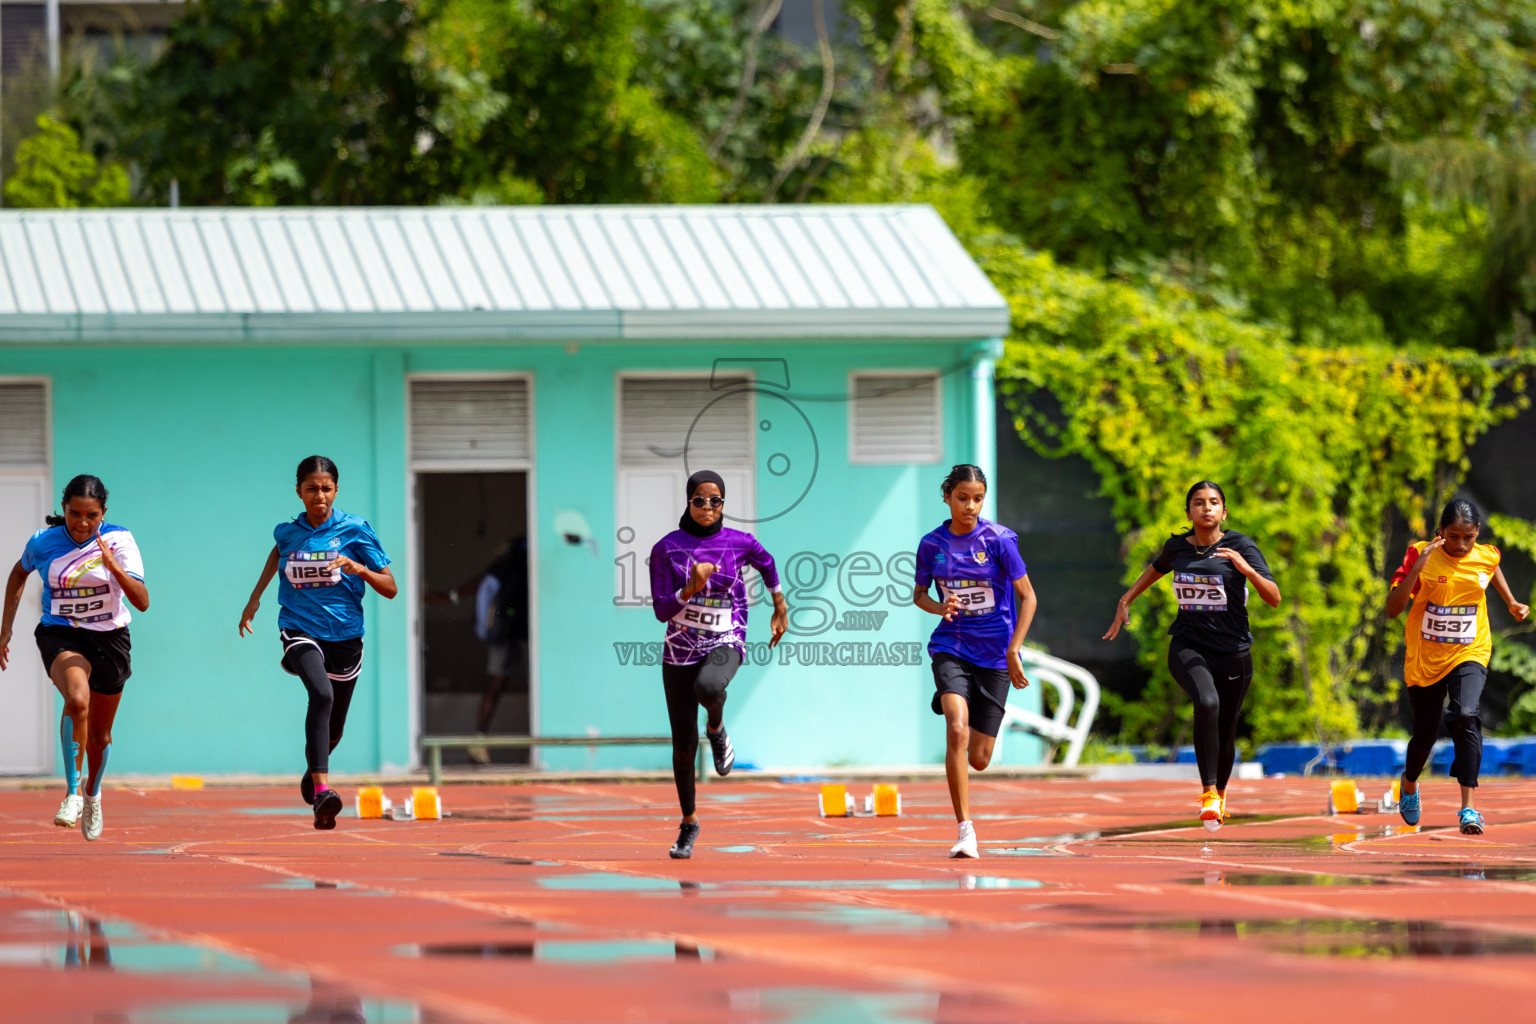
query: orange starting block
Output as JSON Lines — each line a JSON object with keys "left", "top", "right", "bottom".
{"left": 819, "top": 783, "right": 901, "bottom": 817}
{"left": 1326, "top": 779, "right": 1366, "bottom": 814}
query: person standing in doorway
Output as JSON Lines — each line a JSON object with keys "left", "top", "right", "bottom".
{"left": 238, "top": 456, "right": 397, "bottom": 830}
{"left": 437, "top": 537, "right": 529, "bottom": 765}
{"left": 0, "top": 474, "right": 149, "bottom": 841}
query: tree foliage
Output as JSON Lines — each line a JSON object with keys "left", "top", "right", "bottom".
{"left": 986, "top": 241, "right": 1533, "bottom": 744}
{"left": 3, "top": 114, "right": 129, "bottom": 208}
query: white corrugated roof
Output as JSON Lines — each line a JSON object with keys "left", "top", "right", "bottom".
{"left": 0, "top": 205, "right": 1008, "bottom": 342}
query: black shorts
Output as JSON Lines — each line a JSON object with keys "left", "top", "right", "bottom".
{"left": 35, "top": 625, "right": 132, "bottom": 696}
{"left": 280, "top": 629, "right": 364, "bottom": 682}
{"left": 930, "top": 652, "right": 1011, "bottom": 738}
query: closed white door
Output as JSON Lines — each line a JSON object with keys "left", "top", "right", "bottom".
{"left": 0, "top": 474, "right": 51, "bottom": 773}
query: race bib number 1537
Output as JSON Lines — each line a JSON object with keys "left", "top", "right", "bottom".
{"left": 1422, "top": 603, "right": 1477, "bottom": 645}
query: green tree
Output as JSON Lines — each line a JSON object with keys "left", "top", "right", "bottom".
{"left": 3, "top": 113, "right": 129, "bottom": 208}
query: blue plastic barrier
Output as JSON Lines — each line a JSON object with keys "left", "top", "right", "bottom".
{"left": 1256, "top": 743, "right": 1323, "bottom": 776}
{"left": 1337, "top": 740, "right": 1405, "bottom": 777}
{"left": 1175, "top": 745, "right": 1198, "bottom": 764}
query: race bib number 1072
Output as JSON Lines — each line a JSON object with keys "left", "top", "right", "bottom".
{"left": 1173, "top": 572, "right": 1227, "bottom": 612}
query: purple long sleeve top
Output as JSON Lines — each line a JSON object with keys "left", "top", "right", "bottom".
{"left": 650, "top": 527, "right": 782, "bottom": 665}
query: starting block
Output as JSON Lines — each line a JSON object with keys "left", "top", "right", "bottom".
{"left": 412, "top": 787, "right": 442, "bottom": 820}
{"left": 820, "top": 783, "right": 901, "bottom": 817}
{"left": 355, "top": 786, "right": 391, "bottom": 820}
{"left": 819, "top": 784, "right": 854, "bottom": 817}
{"left": 1326, "top": 779, "right": 1366, "bottom": 815}
{"left": 1376, "top": 778, "right": 1401, "bottom": 813}
{"left": 170, "top": 776, "right": 203, "bottom": 791}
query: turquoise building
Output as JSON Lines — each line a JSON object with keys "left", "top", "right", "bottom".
{"left": 0, "top": 205, "right": 1030, "bottom": 776}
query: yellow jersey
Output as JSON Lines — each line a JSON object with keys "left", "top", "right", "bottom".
{"left": 1391, "top": 541, "right": 1501, "bottom": 688}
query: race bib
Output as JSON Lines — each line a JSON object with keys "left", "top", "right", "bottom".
{"left": 286, "top": 550, "right": 341, "bottom": 589}
{"left": 1422, "top": 603, "right": 1477, "bottom": 645}
{"left": 673, "top": 597, "right": 733, "bottom": 633}
{"left": 51, "top": 584, "right": 119, "bottom": 624}
{"left": 939, "top": 579, "right": 996, "bottom": 615}
{"left": 1173, "top": 572, "right": 1227, "bottom": 612}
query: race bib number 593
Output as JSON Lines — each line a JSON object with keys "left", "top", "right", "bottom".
{"left": 1422, "top": 603, "right": 1477, "bottom": 645}
{"left": 52, "top": 584, "right": 117, "bottom": 623}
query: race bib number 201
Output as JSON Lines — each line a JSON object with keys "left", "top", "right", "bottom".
{"left": 674, "top": 597, "right": 734, "bottom": 633}
{"left": 286, "top": 551, "right": 341, "bottom": 589}
{"left": 51, "top": 584, "right": 117, "bottom": 624}
{"left": 1422, "top": 603, "right": 1477, "bottom": 645}
{"left": 1173, "top": 572, "right": 1227, "bottom": 612}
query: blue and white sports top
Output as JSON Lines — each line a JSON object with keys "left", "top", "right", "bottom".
{"left": 274, "top": 509, "right": 390, "bottom": 641}
{"left": 20, "top": 524, "right": 145, "bottom": 631}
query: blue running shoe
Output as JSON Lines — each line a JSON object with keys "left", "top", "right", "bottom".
{"left": 1459, "top": 807, "right": 1485, "bottom": 835}
{"left": 1398, "top": 777, "right": 1420, "bottom": 826}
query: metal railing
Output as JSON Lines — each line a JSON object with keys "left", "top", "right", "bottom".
{"left": 994, "top": 649, "right": 1101, "bottom": 766}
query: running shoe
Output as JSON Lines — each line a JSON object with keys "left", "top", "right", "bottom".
{"left": 669, "top": 820, "right": 700, "bottom": 860}
{"left": 300, "top": 772, "right": 315, "bottom": 807}
{"left": 950, "top": 820, "right": 979, "bottom": 859}
{"left": 1199, "top": 792, "right": 1223, "bottom": 832}
{"left": 708, "top": 725, "right": 734, "bottom": 776}
{"left": 81, "top": 796, "right": 103, "bottom": 842}
{"left": 54, "top": 794, "right": 83, "bottom": 828}
{"left": 1459, "top": 807, "right": 1486, "bottom": 836}
{"left": 313, "top": 789, "right": 343, "bottom": 831}
{"left": 467, "top": 742, "right": 492, "bottom": 766}
{"left": 1398, "top": 777, "right": 1421, "bottom": 826}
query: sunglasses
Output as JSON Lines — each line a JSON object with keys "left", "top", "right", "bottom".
{"left": 689, "top": 496, "right": 724, "bottom": 509}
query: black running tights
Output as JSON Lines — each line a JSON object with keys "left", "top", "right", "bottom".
{"left": 1405, "top": 662, "right": 1486, "bottom": 788}
{"left": 1168, "top": 638, "right": 1253, "bottom": 790}
{"left": 285, "top": 644, "right": 357, "bottom": 776}
{"left": 661, "top": 648, "right": 741, "bottom": 816}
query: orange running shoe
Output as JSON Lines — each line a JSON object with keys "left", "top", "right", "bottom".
{"left": 1199, "top": 792, "right": 1223, "bottom": 832}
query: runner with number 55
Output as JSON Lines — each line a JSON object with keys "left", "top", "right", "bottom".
{"left": 1387, "top": 499, "right": 1529, "bottom": 836}
{"left": 0, "top": 475, "right": 148, "bottom": 842}
{"left": 1103, "top": 481, "right": 1280, "bottom": 832}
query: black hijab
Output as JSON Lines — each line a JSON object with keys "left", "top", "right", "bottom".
{"left": 679, "top": 470, "right": 726, "bottom": 537}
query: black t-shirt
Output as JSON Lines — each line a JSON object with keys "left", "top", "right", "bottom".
{"left": 1151, "top": 530, "right": 1273, "bottom": 652}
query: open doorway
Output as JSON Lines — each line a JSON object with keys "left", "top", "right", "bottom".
{"left": 418, "top": 472, "right": 529, "bottom": 766}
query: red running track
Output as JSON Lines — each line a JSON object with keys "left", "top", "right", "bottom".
{"left": 3, "top": 775, "right": 1536, "bottom": 1023}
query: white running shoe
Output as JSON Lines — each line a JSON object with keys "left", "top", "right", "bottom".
{"left": 54, "top": 794, "right": 84, "bottom": 828}
{"left": 81, "top": 796, "right": 103, "bottom": 842}
{"left": 950, "top": 820, "right": 979, "bottom": 859}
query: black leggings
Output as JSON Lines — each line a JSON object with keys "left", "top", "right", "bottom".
{"left": 662, "top": 648, "right": 741, "bottom": 817}
{"left": 1405, "top": 661, "right": 1486, "bottom": 788}
{"left": 1168, "top": 638, "right": 1253, "bottom": 790}
{"left": 285, "top": 644, "right": 358, "bottom": 775}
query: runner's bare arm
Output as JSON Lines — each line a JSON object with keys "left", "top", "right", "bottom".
{"left": 1491, "top": 565, "right": 1531, "bottom": 623}
{"left": 329, "top": 557, "right": 398, "bottom": 599}
{"left": 238, "top": 546, "right": 282, "bottom": 636}
{"left": 0, "top": 560, "right": 27, "bottom": 670}
{"left": 1007, "top": 574, "right": 1036, "bottom": 689}
{"left": 912, "top": 584, "right": 962, "bottom": 620}
{"left": 1103, "top": 563, "right": 1166, "bottom": 641}
{"left": 96, "top": 535, "right": 149, "bottom": 612}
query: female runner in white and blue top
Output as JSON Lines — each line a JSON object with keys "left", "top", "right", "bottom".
{"left": 0, "top": 474, "right": 149, "bottom": 842}
{"left": 239, "top": 456, "right": 396, "bottom": 830}
{"left": 913, "top": 465, "right": 1036, "bottom": 859}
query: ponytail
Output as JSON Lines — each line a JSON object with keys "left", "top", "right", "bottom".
{"left": 45, "top": 474, "right": 108, "bottom": 527}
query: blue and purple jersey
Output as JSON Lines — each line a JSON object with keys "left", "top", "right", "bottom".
{"left": 914, "top": 518, "right": 1028, "bottom": 670}
{"left": 649, "top": 527, "right": 781, "bottom": 666}
{"left": 21, "top": 523, "right": 145, "bottom": 631}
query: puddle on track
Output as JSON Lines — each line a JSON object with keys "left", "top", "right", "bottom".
{"left": 1406, "top": 864, "right": 1536, "bottom": 882}
{"left": 400, "top": 939, "right": 717, "bottom": 962}
{"left": 723, "top": 903, "right": 950, "bottom": 932}
{"left": 1186, "top": 872, "right": 1395, "bottom": 887}
{"left": 1124, "top": 918, "right": 1536, "bottom": 957}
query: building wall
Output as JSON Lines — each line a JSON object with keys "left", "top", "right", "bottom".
{"left": 0, "top": 336, "right": 1039, "bottom": 775}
